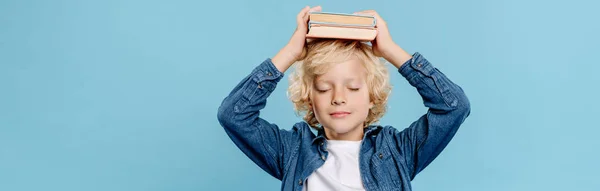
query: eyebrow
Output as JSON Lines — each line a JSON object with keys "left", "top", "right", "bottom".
{"left": 316, "top": 78, "right": 360, "bottom": 84}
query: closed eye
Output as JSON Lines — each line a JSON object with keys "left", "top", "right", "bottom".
{"left": 349, "top": 88, "right": 360, "bottom": 91}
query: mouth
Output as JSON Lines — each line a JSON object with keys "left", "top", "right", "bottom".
{"left": 330, "top": 111, "right": 351, "bottom": 118}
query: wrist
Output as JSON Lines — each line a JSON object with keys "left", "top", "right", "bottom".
{"left": 272, "top": 46, "right": 298, "bottom": 73}
{"left": 382, "top": 44, "right": 412, "bottom": 69}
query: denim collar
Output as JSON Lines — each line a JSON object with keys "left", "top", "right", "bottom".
{"left": 311, "top": 125, "right": 381, "bottom": 145}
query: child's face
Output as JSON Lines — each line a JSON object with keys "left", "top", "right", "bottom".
{"left": 310, "top": 58, "right": 374, "bottom": 140}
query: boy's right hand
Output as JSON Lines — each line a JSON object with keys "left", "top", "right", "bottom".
{"left": 272, "top": 6, "right": 322, "bottom": 73}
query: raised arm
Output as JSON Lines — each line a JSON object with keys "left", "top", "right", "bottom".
{"left": 216, "top": 6, "right": 322, "bottom": 180}
{"left": 354, "top": 9, "right": 471, "bottom": 179}
{"left": 393, "top": 52, "right": 471, "bottom": 179}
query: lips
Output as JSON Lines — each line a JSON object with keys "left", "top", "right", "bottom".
{"left": 330, "top": 111, "right": 351, "bottom": 118}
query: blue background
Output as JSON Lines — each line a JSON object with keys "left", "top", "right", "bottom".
{"left": 1, "top": 0, "right": 599, "bottom": 190}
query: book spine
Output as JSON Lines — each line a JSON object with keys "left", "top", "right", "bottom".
{"left": 308, "top": 21, "right": 376, "bottom": 29}
{"left": 308, "top": 12, "right": 377, "bottom": 26}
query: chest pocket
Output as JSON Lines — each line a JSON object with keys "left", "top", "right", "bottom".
{"left": 370, "top": 142, "right": 403, "bottom": 188}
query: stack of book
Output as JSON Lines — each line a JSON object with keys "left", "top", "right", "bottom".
{"left": 306, "top": 12, "right": 377, "bottom": 41}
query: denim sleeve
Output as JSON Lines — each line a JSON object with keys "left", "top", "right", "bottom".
{"left": 216, "top": 58, "right": 293, "bottom": 180}
{"left": 392, "top": 52, "right": 471, "bottom": 180}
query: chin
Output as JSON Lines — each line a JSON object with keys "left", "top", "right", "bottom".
{"left": 324, "top": 121, "right": 360, "bottom": 134}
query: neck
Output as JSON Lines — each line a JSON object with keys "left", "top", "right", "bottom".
{"left": 323, "top": 125, "right": 364, "bottom": 141}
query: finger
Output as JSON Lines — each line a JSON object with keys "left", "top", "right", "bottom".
{"left": 354, "top": 10, "right": 377, "bottom": 16}
{"left": 310, "top": 6, "right": 322, "bottom": 13}
{"left": 354, "top": 10, "right": 385, "bottom": 26}
{"left": 297, "top": 6, "right": 310, "bottom": 24}
{"left": 303, "top": 6, "right": 322, "bottom": 22}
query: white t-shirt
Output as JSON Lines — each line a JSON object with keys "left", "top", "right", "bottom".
{"left": 303, "top": 140, "right": 365, "bottom": 191}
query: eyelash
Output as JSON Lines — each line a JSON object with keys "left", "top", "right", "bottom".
{"left": 316, "top": 88, "right": 360, "bottom": 93}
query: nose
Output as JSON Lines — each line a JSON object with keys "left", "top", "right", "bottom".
{"left": 331, "top": 89, "right": 346, "bottom": 105}
{"left": 332, "top": 99, "right": 345, "bottom": 105}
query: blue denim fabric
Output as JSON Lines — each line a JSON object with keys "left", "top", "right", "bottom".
{"left": 217, "top": 52, "right": 471, "bottom": 191}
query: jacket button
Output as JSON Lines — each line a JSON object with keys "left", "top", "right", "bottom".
{"left": 321, "top": 155, "right": 326, "bottom": 160}
{"left": 298, "top": 179, "right": 303, "bottom": 185}
{"left": 320, "top": 142, "right": 324, "bottom": 146}
{"left": 417, "top": 63, "right": 423, "bottom": 67}
{"left": 257, "top": 83, "right": 262, "bottom": 88}
{"left": 379, "top": 153, "right": 383, "bottom": 159}
{"left": 267, "top": 72, "right": 272, "bottom": 76}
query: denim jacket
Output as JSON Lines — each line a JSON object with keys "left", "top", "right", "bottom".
{"left": 217, "top": 52, "right": 471, "bottom": 191}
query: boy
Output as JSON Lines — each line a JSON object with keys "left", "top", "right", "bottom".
{"left": 217, "top": 6, "right": 471, "bottom": 191}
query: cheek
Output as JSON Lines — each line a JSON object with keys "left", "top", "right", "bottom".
{"left": 311, "top": 95, "right": 328, "bottom": 113}
{"left": 350, "top": 90, "right": 371, "bottom": 105}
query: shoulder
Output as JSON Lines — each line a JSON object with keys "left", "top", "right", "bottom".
{"left": 290, "top": 121, "right": 318, "bottom": 141}
{"left": 370, "top": 124, "right": 402, "bottom": 136}
{"left": 291, "top": 121, "right": 312, "bottom": 132}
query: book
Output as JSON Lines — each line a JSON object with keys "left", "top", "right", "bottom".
{"left": 306, "top": 12, "right": 377, "bottom": 41}
{"left": 309, "top": 12, "right": 376, "bottom": 26}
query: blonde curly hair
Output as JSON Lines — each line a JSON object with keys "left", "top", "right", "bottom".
{"left": 287, "top": 39, "right": 392, "bottom": 130}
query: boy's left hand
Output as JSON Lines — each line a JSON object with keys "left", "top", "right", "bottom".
{"left": 354, "top": 10, "right": 412, "bottom": 68}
